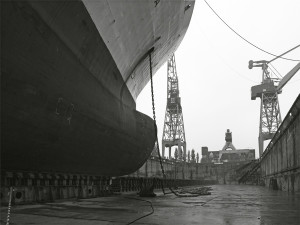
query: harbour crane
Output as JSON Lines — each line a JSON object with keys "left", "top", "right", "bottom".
{"left": 162, "top": 54, "right": 186, "bottom": 160}
{"left": 249, "top": 59, "right": 300, "bottom": 157}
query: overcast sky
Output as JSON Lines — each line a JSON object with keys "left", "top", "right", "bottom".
{"left": 137, "top": 0, "right": 300, "bottom": 159}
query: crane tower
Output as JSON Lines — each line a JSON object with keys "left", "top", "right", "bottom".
{"left": 249, "top": 60, "right": 300, "bottom": 156}
{"left": 162, "top": 54, "right": 186, "bottom": 160}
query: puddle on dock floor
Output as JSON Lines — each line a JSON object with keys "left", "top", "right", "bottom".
{"left": 1, "top": 185, "right": 299, "bottom": 225}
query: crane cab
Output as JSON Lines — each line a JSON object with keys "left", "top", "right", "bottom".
{"left": 251, "top": 81, "right": 277, "bottom": 100}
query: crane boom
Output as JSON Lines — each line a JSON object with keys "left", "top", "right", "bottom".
{"left": 277, "top": 62, "right": 300, "bottom": 92}
{"left": 248, "top": 45, "right": 300, "bottom": 157}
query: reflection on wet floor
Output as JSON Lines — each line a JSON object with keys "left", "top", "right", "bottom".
{"left": 1, "top": 184, "right": 299, "bottom": 225}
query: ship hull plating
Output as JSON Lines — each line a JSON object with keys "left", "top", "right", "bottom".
{"left": 1, "top": 1, "right": 155, "bottom": 176}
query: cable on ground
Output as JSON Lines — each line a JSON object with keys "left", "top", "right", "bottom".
{"left": 125, "top": 48, "right": 212, "bottom": 224}
{"left": 124, "top": 197, "right": 154, "bottom": 225}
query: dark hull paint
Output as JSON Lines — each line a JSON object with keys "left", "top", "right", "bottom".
{"left": 1, "top": 1, "right": 155, "bottom": 176}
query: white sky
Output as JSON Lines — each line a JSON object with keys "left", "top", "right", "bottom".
{"left": 137, "top": 0, "right": 300, "bottom": 159}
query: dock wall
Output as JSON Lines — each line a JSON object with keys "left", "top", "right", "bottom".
{"left": 1, "top": 158, "right": 247, "bottom": 204}
{"left": 260, "top": 95, "right": 300, "bottom": 192}
{"left": 130, "top": 157, "right": 251, "bottom": 184}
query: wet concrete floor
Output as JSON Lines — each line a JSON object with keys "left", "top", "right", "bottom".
{"left": 1, "top": 184, "right": 300, "bottom": 225}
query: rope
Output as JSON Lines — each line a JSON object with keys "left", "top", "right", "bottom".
{"left": 6, "top": 187, "right": 14, "bottom": 225}
{"left": 148, "top": 51, "right": 211, "bottom": 198}
{"left": 149, "top": 49, "right": 166, "bottom": 195}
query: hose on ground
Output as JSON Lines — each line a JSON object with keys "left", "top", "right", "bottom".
{"left": 124, "top": 197, "right": 154, "bottom": 225}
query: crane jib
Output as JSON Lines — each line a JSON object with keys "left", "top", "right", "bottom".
{"left": 277, "top": 62, "right": 300, "bottom": 92}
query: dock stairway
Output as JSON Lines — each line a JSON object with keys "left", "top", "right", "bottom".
{"left": 238, "top": 159, "right": 262, "bottom": 184}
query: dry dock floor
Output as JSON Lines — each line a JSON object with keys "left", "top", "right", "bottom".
{"left": 1, "top": 184, "right": 300, "bottom": 225}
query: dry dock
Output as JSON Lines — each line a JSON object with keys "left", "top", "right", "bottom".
{"left": 1, "top": 184, "right": 299, "bottom": 225}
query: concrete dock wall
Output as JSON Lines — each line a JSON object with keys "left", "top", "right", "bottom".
{"left": 260, "top": 95, "right": 300, "bottom": 192}
{"left": 1, "top": 158, "right": 250, "bottom": 204}
{"left": 130, "top": 157, "right": 251, "bottom": 184}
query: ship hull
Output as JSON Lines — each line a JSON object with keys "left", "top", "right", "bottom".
{"left": 1, "top": 0, "right": 194, "bottom": 176}
{"left": 1, "top": 0, "right": 155, "bottom": 176}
